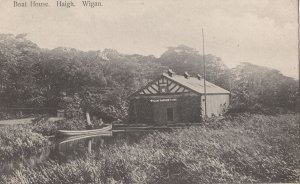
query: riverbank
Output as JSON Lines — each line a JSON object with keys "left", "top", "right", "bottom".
{"left": 0, "top": 113, "right": 299, "bottom": 183}
{"left": 0, "top": 125, "right": 49, "bottom": 161}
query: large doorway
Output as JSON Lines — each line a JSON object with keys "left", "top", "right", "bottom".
{"left": 167, "top": 108, "right": 174, "bottom": 121}
{"left": 152, "top": 101, "right": 178, "bottom": 124}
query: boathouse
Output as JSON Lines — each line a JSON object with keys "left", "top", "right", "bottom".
{"left": 128, "top": 70, "right": 230, "bottom": 125}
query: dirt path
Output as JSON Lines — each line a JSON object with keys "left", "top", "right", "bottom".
{"left": 0, "top": 118, "right": 34, "bottom": 126}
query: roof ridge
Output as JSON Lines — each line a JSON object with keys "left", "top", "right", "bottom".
{"left": 163, "top": 73, "right": 230, "bottom": 94}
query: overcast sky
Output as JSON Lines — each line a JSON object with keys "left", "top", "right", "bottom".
{"left": 0, "top": 0, "right": 298, "bottom": 78}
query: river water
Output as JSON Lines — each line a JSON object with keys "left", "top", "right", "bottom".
{"left": 1, "top": 131, "right": 155, "bottom": 175}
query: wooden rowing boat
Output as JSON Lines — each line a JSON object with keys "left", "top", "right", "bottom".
{"left": 58, "top": 124, "right": 112, "bottom": 136}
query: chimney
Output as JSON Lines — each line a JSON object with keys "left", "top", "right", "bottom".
{"left": 184, "top": 72, "right": 190, "bottom": 79}
{"left": 167, "top": 69, "right": 175, "bottom": 77}
{"left": 197, "top": 74, "right": 202, "bottom": 80}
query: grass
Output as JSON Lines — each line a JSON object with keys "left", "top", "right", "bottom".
{"left": 0, "top": 125, "right": 49, "bottom": 161}
{"left": 1, "top": 113, "right": 299, "bottom": 183}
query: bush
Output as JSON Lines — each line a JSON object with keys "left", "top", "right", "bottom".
{"left": 0, "top": 125, "right": 49, "bottom": 161}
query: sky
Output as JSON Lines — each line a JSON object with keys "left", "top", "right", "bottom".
{"left": 0, "top": 0, "right": 298, "bottom": 78}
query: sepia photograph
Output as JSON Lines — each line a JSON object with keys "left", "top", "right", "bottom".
{"left": 0, "top": 0, "right": 299, "bottom": 183}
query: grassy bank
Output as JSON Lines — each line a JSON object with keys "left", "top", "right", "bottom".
{"left": 1, "top": 114, "right": 299, "bottom": 183}
{"left": 0, "top": 125, "right": 49, "bottom": 161}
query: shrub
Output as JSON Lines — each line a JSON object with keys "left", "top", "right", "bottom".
{"left": 0, "top": 125, "right": 49, "bottom": 161}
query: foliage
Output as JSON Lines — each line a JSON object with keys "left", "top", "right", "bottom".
{"left": 0, "top": 34, "right": 167, "bottom": 120}
{"left": 0, "top": 35, "right": 298, "bottom": 120}
{"left": 60, "top": 93, "right": 83, "bottom": 119}
{"left": 0, "top": 125, "right": 49, "bottom": 161}
{"left": 0, "top": 34, "right": 41, "bottom": 107}
{"left": 2, "top": 114, "right": 299, "bottom": 183}
{"left": 228, "top": 63, "right": 298, "bottom": 114}
{"left": 80, "top": 88, "right": 129, "bottom": 122}
{"left": 158, "top": 45, "right": 231, "bottom": 90}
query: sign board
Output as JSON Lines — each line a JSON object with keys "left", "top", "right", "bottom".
{"left": 150, "top": 99, "right": 177, "bottom": 103}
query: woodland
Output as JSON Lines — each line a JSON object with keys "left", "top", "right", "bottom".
{"left": 0, "top": 34, "right": 298, "bottom": 121}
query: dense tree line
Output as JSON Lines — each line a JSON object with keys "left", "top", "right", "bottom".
{"left": 0, "top": 34, "right": 166, "bottom": 121}
{"left": 229, "top": 63, "right": 298, "bottom": 113}
{"left": 0, "top": 34, "right": 298, "bottom": 121}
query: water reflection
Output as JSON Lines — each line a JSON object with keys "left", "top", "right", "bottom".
{"left": 54, "top": 133, "right": 112, "bottom": 158}
{"left": 50, "top": 131, "right": 153, "bottom": 162}
{"left": 1, "top": 145, "right": 51, "bottom": 175}
{"left": 1, "top": 131, "right": 156, "bottom": 174}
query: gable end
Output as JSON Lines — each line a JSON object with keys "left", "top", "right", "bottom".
{"left": 130, "top": 75, "right": 193, "bottom": 97}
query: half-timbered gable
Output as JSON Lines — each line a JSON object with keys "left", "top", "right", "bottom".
{"left": 134, "top": 75, "right": 191, "bottom": 96}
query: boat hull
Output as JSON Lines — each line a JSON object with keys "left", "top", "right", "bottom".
{"left": 58, "top": 132, "right": 113, "bottom": 144}
{"left": 58, "top": 125, "right": 112, "bottom": 136}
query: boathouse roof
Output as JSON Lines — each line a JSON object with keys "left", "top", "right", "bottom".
{"left": 162, "top": 72, "right": 230, "bottom": 95}
{"left": 130, "top": 70, "right": 230, "bottom": 97}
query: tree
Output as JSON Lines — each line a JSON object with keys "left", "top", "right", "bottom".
{"left": 229, "top": 63, "right": 298, "bottom": 113}
{"left": 158, "top": 45, "right": 231, "bottom": 90}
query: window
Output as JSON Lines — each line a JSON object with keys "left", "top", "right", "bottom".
{"left": 167, "top": 108, "right": 174, "bottom": 121}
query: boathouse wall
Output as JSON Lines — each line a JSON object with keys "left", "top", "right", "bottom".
{"left": 201, "top": 94, "right": 230, "bottom": 117}
{"left": 128, "top": 94, "right": 202, "bottom": 125}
